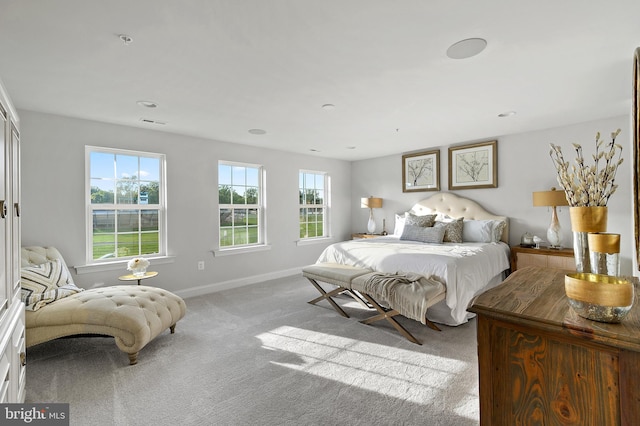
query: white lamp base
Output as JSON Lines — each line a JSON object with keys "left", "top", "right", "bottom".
{"left": 367, "top": 209, "right": 376, "bottom": 234}
{"left": 547, "top": 206, "right": 562, "bottom": 248}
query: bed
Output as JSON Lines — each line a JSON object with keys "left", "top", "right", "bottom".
{"left": 316, "top": 192, "right": 511, "bottom": 326}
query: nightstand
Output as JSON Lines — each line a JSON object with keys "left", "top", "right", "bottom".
{"left": 511, "top": 245, "right": 575, "bottom": 272}
{"left": 351, "top": 233, "right": 384, "bottom": 240}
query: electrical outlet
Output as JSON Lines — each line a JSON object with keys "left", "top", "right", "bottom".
{"left": 197, "top": 261, "right": 205, "bottom": 271}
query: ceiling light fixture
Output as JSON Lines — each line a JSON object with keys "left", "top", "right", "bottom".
{"left": 498, "top": 111, "right": 517, "bottom": 117}
{"left": 321, "top": 104, "right": 335, "bottom": 110}
{"left": 119, "top": 34, "right": 133, "bottom": 45}
{"left": 248, "top": 129, "right": 266, "bottom": 135}
{"left": 446, "top": 38, "right": 487, "bottom": 59}
{"left": 309, "top": 148, "right": 320, "bottom": 152}
{"left": 137, "top": 101, "right": 158, "bottom": 108}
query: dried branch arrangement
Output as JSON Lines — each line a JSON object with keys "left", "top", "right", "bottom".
{"left": 549, "top": 129, "right": 624, "bottom": 206}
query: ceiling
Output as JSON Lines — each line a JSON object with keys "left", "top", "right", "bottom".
{"left": 1, "top": 1, "right": 639, "bottom": 161}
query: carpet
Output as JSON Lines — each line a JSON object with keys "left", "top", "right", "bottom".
{"left": 24, "top": 274, "right": 480, "bottom": 425}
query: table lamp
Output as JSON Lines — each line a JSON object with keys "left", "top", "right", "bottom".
{"left": 361, "top": 196, "right": 383, "bottom": 234}
{"left": 532, "top": 187, "right": 569, "bottom": 248}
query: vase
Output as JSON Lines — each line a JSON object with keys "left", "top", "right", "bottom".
{"left": 588, "top": 232, "right": 620, "bottom": 276}
{"left": 569, "top": 206, "right": 608, "bottom": 272}
{"left": 132, "top": 268, "right": 147, "bottom": 277}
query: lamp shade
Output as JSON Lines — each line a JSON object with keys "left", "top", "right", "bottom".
{"left": 532, "top": 189, "right": 569, "bottom": 207}
{"left": 361, "top": 197, "right": 383, "bottom": 209}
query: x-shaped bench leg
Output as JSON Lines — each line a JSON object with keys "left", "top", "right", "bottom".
{"left": 359, "top": 293, "right": 441, "bottom": 345}
{"left": 306, "top": 278, "right": 350, "bottom": 318}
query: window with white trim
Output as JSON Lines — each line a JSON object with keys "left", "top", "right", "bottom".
{"left": 299, "top": 170, "right": 329, "bottom": 239}
{"left": 86, "top": 146, "right": 166, "bottom": 262}
{"left": 218, "top": 161, "right": 264, "bottom": 248}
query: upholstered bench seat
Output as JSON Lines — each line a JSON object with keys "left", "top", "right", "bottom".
{"left": 26, "top": 285, "right": 186, "bottom": 365}
{"left": 302, "top": 263, "right": 445, "bottom": 344}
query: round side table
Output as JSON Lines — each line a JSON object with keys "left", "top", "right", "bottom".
{"left": 118, "top": 271, "right": 158, "bottom": 286}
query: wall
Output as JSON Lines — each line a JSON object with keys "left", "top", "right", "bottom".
{"left": 19, "top": 110, "right": 352, "bottom": 297}
{"left": 351, "top": 115, "right": 634, "bottom": 275}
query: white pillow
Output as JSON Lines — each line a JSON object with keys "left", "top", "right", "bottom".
{"left": 463, "top": 219, "right": 507, "bottom": 243}
{"left": 393, "top": 213, "right": 406, "bottom": 236}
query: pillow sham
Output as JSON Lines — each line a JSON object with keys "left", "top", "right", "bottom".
{"left": 400, "top": 224, "right": 446, "bottom": 244}
{"left": 463, "top": 219, "right": 495, "bottom": 243}
{"left": 435, "top": 217, "right": 464, "bottom": 243}
{"left": 21, "top": 259, "right": 84, "bottom": 311}
{"left": 393, "top": 213, "right": 406, "bottom": 236}
{"left": 404, "top": 212, "right": 437, "bottom": 228}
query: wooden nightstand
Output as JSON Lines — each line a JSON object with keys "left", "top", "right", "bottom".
{"left": 511, "top": 245, "right": 575, "bottom": 272}
{"left": 351, "top": 233, "right": 384, "bottom": 240}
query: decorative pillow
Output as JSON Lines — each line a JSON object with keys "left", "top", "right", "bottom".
{"left": 435, "top": 217, "right": 464, "bottom": 243}
{"left": 21, "top": 259, "right": 83, "bottom": 311}
{"left": 393, "top": 213, "right": 407, "bottom": 237}
{"left": 404, "top": 212, "right": 437, "bottom": 228}
{"left": 492, "top": 220, "right": 507, "bottom": 242}
{"left": 400, "top": 224, "right": 446, "bottom": 244}
{"left": 463, "top": 219, "right": 495, "bottom": 243}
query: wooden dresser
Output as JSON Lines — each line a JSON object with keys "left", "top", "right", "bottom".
{"left": 511, "top": 245, "right": 575, "bottom": 271}
{"left": 469, "top": 266, "right": 640, "bottom": 425}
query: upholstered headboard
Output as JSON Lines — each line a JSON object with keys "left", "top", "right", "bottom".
{"left": 409, "top": 192, "right": 509, "bottom": 243}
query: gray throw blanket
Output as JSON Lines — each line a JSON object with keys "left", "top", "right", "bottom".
{"left": 356, "top": 272, "right": 446, "bottom": 325}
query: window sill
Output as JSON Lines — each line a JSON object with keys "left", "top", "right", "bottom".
{"left": 213, "top": 244, "right": 272, "bottom": 257}
{"left": 74, "top": 255, "right": 176, "bottom": 275}
{"left": 296, "top": 237, "right": 335, "bottom": 246}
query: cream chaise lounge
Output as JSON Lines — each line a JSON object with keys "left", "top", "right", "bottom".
{"left": 21, "top": 246, "right": 186, "bottom": 365}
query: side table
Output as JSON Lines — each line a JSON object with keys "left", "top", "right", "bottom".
{"left": 118, "top": 271, "right": 158, "bottom": 286}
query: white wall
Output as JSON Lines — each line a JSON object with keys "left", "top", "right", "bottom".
{"left": 351, "top": 115, "right": 635, "bottom": 275}
{"left": 19, "top": 110, "right": 352, "bottom": 296}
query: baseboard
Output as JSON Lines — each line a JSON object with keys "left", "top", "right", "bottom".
{"left": 174, "top": 267, "right": 303, "bottom": 299}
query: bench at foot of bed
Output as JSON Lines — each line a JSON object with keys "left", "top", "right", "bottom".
{"left": 302, "top": 263, "right": 445, "bottom": 345}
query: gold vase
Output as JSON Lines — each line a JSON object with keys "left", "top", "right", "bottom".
{"left": 569, "top": 206, "right": 608, "bottom": 272}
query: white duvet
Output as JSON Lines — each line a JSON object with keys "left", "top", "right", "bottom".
{"left": 316, "top": 236, "right": 511, "bottom": 326}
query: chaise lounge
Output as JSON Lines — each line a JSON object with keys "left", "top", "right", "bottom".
{"left": 21, "top": 246, "right": 187, "bottom": 365}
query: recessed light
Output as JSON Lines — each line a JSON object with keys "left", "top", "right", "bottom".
{"left": 248, "top": 129, "right": 266, "bottom": 135}
{"left": 310, "top": 148, "right": 320, "bottom": 152}
{"left": 498, "top": 111, "right": 517, "bottom": 117}
{"left": 322, "top": 104, "right": 335, "bottom": 110}
{"left": 346, "top": 146, "right": 356, "bottom": 150}
{"left": 446, "top": 38, "right": 487, "bottom": 59}
{"left": 137, "top": 101, "right": 158, "bottom": 108}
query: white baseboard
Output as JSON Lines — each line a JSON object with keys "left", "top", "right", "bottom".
{"left": 174, "top": 267, "right": 303, "bottom": 299}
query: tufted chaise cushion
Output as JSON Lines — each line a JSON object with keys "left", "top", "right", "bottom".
{"left": 21, "top": 246, "right": 187, "bottom": 365}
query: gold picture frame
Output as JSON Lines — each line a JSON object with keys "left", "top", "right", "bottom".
{"left": 448, "top": 140, "right": 498, "bottom": 190}
{"left": 402, "top": 149, "right": 440, "bottom": 192}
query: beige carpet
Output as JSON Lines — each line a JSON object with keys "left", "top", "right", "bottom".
{"left": 25, "top": 274, "right": 480, "bottom": 425}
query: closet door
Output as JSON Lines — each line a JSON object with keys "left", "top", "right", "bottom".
{"left": 0, "top": 101, "right": 7, "bottom": 318}
{"left": 9, "top": 121, "right": 19, "bottom": 300}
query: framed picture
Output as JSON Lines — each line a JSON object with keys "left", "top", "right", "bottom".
{"left": 402, "top": 149, "right": 440, "bottom": 192}
{"left": 448, "top": 140, "right": 498, "bottom": 190}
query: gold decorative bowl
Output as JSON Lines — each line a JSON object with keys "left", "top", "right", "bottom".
{"left": 564, "top": 273, "right": 634, "bottom": 323}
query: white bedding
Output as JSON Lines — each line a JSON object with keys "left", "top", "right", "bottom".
{"left": 316, "top": 236, "right": 511, "bottom": 326}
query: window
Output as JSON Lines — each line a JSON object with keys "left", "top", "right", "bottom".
{"left": 218, "top": 161, "right": 264, "bottom": 248}
{"left": 299, "top": 170, "right": 329, "bottom": 239}
{"left": 86, "top": 147, "right": 166, "bottom": 262}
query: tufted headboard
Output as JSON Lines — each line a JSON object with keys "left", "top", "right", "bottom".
{"left": 409, "top": 192, "right": 509, "bottom": 243}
